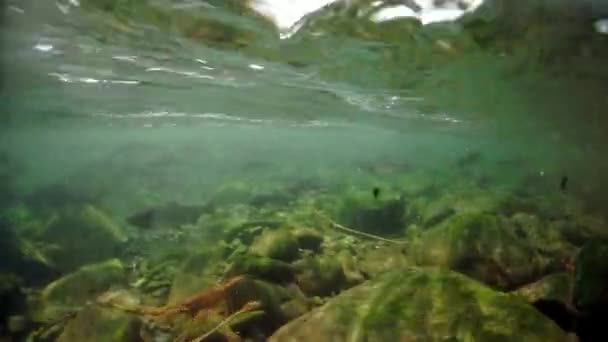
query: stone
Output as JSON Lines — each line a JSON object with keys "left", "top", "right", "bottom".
{"left": 249, "top": 229, "right": 300, "bottom": 262}
{"left": 39, "top": 205, "right": 128, "bottom": 272}
{"left": 269, "top": 267, "right": 569, "bottom": 342}
{"left": 338, "top": 190, "right": 407, "bottom": 237}
{"left": 573, "top": 240, "right": 608, "bottom": 311}
{"left": 409, "top": 213, "right": 553, "bottom": 289}
{"left": 512, "top": 273, "right": 578, "bottom": 333}
{"left": 552, "top": 215, "right": 608, "bottom": 247}
{"left": 166, "top": 249, "right": 221, "bottom": 305}
{"left": 40, "top": 259, "right": 126, "bottom": 319}
{"left": 573, "top": 242, "right": 608, "bottom": 341}
{"left": 513, "top": 272, "right": 574, "bottom": 305}
{"left": 293, "top": 255, "right": 347, "bottom": 297}
{"left": 226, "top": 255, "right": 295, "bottom": 284}
{"left": 224, "top": 278, "right": 291, "bottom": 335}
{"left": 57, "top": 306, "right": 140, "bottom": 342}
{"left": 0, "top": 274, "right": 26, "bottom": 332}
{"left": 357, "top": 244, "right": 409, "bottom": 278}
{"left": 336, "top": 250, "right": 366, "bottom": 285}
{"left": 293, "top": 228, "right": 324, "bottom": 252}
{"left": 0, "top": 219, "right": 57, "bottom": 286}
{"left": 509, "top": 212, "right": 576, "bottom": 257}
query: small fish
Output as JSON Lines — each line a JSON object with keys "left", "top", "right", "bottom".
{"left": 372, "top": 187, "right": 381, "bottom": 199}
{"left": 560, "top": 176, "right": 568, "bottom": 191}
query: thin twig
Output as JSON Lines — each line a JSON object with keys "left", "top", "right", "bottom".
{"left": 314, "top": 211, "right": 408, "bottom": 245}
{"left": 191, "top": 302, "right": 261, "bottom": 342}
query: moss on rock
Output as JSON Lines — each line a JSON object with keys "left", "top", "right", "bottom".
{"left": 270, "top": 267, "right": 569, "bottom": 341}
{"left": 249, "top": 229, "right": 300, "bottom": 262}
{"left": 226, "top": 255, "right": 295, "bottom": 284}
{"left": 40, "top": 259, "right": 126, "bottom": 319}
{"left": 410, "top": 213, "right": 552, "bottom": 289}
{"left": 293, "top": 255, "right": 347, "bottom": 297}
{"left": 38, "top": 205, "right": 128, "bottom": 272}
{"left": 573, "top": 240, "right": 608, "bottom": 311}
{"left": 56, "top": 306, "right": 140, "bottom": 342}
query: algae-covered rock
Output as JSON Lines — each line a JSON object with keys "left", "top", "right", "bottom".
{"left": 225, "top": 277, "right": 290, "bottom": 335}
{"left": 336, "top": 250, "right": 366, "bottom": 285}
{"left": 338, "top": 190, "right": 407, "bottom": 237}
{"left": 552, "top": 215, "right": 608, "bottom": 247}
{"left": 0, "top": 219, "right": 57, "bottom": 286}
{"left": 509, "top": 212, "right": 576, "bottom": 257}
{"left": 40, "top": 205, "right": 127, "bottom": 272}
{"left": 40, "top": 259, "right": 126, "bottom": 318}
{"left": 0, "top": 273, "right": 26, "bottom": 335}
{"left": 410, "top": 213, "right": 551, "bottom": 289}
{"left": 209, "top": 181, "right": 256, "bottom": 207}
{"left": 269, "top": 267, "right": 569, "bottom": 342}
{"left": 571, "top": 241, "right": 608, "bottom": 342}
{"left": 167, "top": 249, "right": 222, "bottom": 305}
{"left": 293, "top": 255, "right": 347, "bottom": 297}
{"left": 226, "top": 255, "right": 295, "bottom": 284}
{"left": 293, "top": 228, "right": 324, "bottom": 252}
{"left": 126, "top": 202, "right": 210, "bottom": 229}
{"left": 357, "top": 244, "right": 409, "bottom": 278}
{"left": 573, "top": 240, "right": 608, "bottom": 311}
{"left": 513, "top": 272, "right": 574, "bottom": 305}
{"left": 249, "top": 229, "right": 300, "bottom": 262}
{"left": 57, "top": 306, "right": 140, "bottom": 342}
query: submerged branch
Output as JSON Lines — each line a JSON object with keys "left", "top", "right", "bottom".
{"left": 191, "top": 301, "right": 262, "bottom": 342}
{"left": 314, "top": 211, "right": 408, "bottom": 245}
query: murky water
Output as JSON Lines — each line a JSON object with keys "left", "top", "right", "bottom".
{"left": 1, "top": 0, "right": 608, "bottom": 341}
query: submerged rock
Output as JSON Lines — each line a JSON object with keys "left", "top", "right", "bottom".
{"left": 410, "top": 213, "right": 552, "bottom": 289}
{"left": 224, "top": 277, "right": 290, "bottom": 336}
{"left": 39, "top": 259, "right": 126, "bottom": 319}
{"left": 269, "top": 267, "right": 569, "bottom": 341}
{"left": 167, "top": 249, "right": 222, "bottom": 305}
{"left": 226, "top": 255, "right": 295, "bottom": 284}
{"left": 573, "top": 241, "right": 608, "bottom": 342}
{"left": 39, "top": 205, "right": 128, "bottom": 272}
{"left": 513, "top": 273, "right": 577, "bottom": 333}
{"left": 357, "top": 244, "right": 409, "bottom": 278}
{"left": 0, "top": 273, "right": 27, "bottom": 336}
{"left": 293, "top": 255, "right": 347, "bottom": 297}
{"left": 126, "top": 202, "right": 211, "bottom": 229}
{"left": 0, "top": 219, "right": 57, "bottom": 286}
{"left": 293, "top": 228, "right": 324, "bottom": 252}
{"left": 339, "top": 190, "right": 407, "bottom": 237}
{"left": 249, "top": 229, "right": 300, "bottom": 262}
{"left": 573, "top": 240, "right": 608, "bottom": 311}
{"left": 514, "top": 272, "right": 574, "bottom": 305}
{"left": 57, "top": 306, "right": 140, "bottom": 342}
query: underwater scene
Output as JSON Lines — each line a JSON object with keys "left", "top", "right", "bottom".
{"left": 1, "top": 0, "right": 608, "bottom": 341}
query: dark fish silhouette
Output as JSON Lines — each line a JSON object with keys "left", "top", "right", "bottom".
{"left": 560, "top": 176, "right": 568, "bottom": 191}
{"left": 372, "top": 187, "right": 381, "bottom": 199}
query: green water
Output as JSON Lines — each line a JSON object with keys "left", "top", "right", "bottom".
{"left": 1, "top": 0, "right": 608, "bottom": 341}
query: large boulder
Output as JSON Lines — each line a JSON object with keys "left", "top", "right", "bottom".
{"left": 572, "top": 240, "right": 608, "bottom": 342}
{"left": 293, "top": 255, "right": 347, "bottom": 297}
{"left": 338, "top": 189, "right": 407, "bottom": 237}
{"left": 56, "top": 306, "right": 140, "bottom": 342}
{"left": 249, "top": 229, "right": 300, "bottom": 262}
{"left": 39, "top": 205, "right": 128, "bottom": 272}
{"left": 270, "top": 267, "right": 569, "bottom": 341}
{"left": 39, "top": 259, "right": 126, "bottom": 319}
{"left": 0, "top": 218, "right": 57, "bottom": 286}
{"left": 166, "top": 249, "right": 223, "bottom": 305}
{"left": 573, "top": 240, "right": 608, "bottom": 311}
{"left": 409, "top": 213, "right": 554, "bottom": 289}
